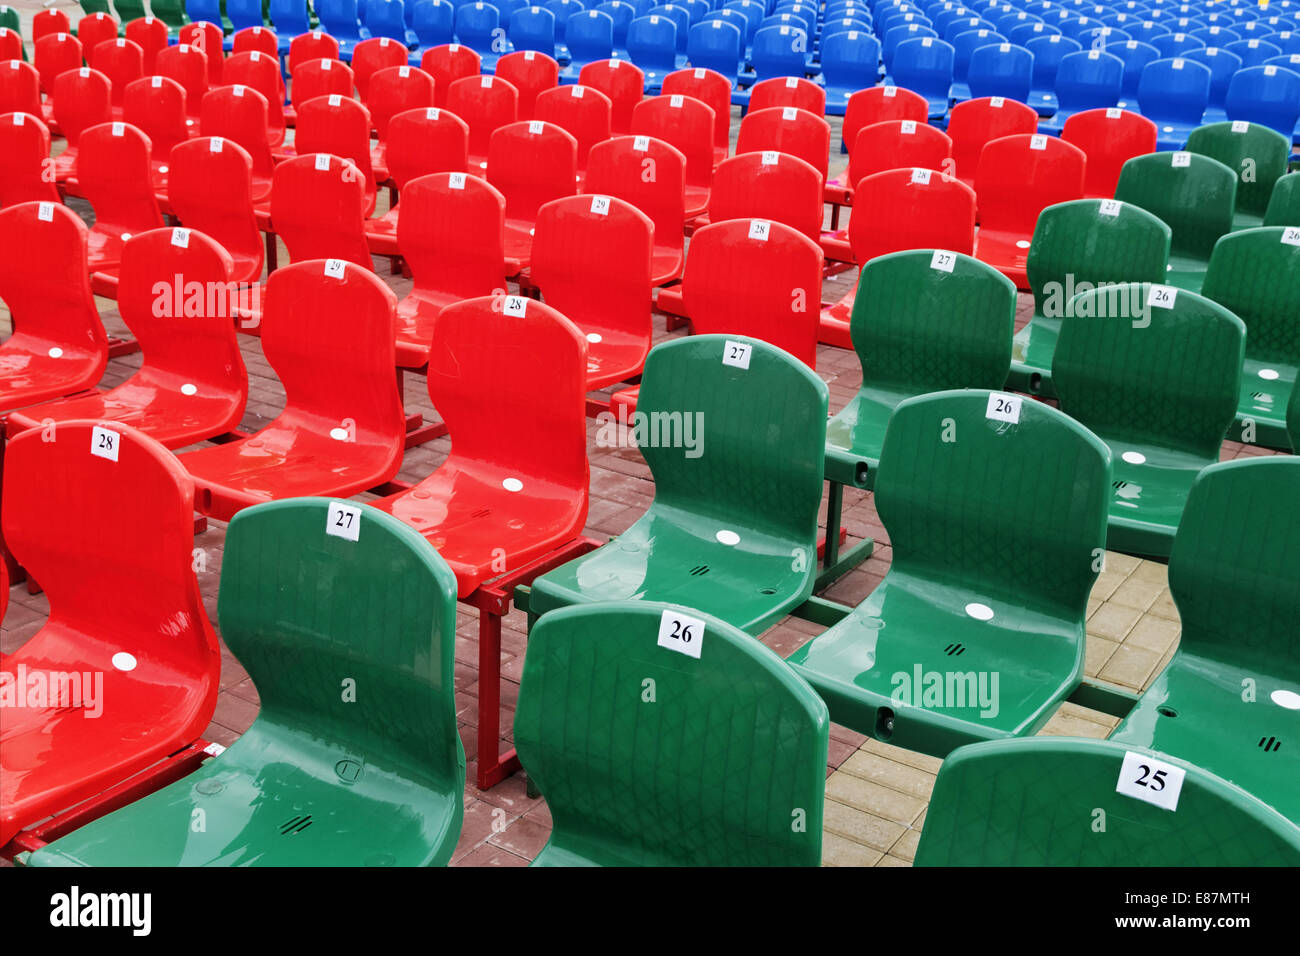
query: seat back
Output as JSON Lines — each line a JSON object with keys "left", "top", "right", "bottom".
{"left": 199, "top": 86, "right": 277, "bottom": 197}
{"left": 487, "top": 119, "right": 578, "bottom": 222}
{"left": 510, "top": 5, "right": 558, "bottom": 56}
{"left": 1200, "top": 226, "right": 1300, "bottom": 369}
{"left": 916, "top": 738, "right": 1300, "bottom": 866}
{"left": 596, "top": 1, "right": 635, "bottom": 50}
{"left": 1115, "top": 150, "right": 1237, "bottom": 262}
{"left": 446, "top": 74, "right": 519, "bottom": 162}
{"left": 748, "top": 75, "right": 826, "bottom": 116}
{"left": 734, "top": 105, "right": 829, "bottom": 184}
{"left": 534, "top": 83, "right": 613, "bottom": 170}
{"left": 842, "top": 85, "right": 929, "bottom": 149}
{"left": 893, "top": 36, "right": 957, "bottom": 104}
{"left": 1187, "top": 121, "right": 1291, "bottom": 219}
{"left": 177, "top": 22, "right": 224, "bottom": 86}
{"left": 1226, "top": 37, "right": 1285, "bottom": 68}
{"left": 1054, "top": 48, "right": 1124, "bottom": 111}
{"left": 89, "top": 38, "right": 144, "bottom": 110}
{"left": 123, "top": 77, "right": 191, "bottom": 172}
{"left": 579, "top": 58, "right": 645, "bottom": 134}
{"left": 367, "top": 65, "right": 437, "bottom": 140}
{"left": 156, "top": 42, "right": 210, "bottom": 121}
{"left": 51, "top": 68, "right": 112, "bottom": 157}
{"left": 661, "top": 67, "right": 730, "bottom": 152}
{"left": 0, "top": 114, "right": 61, "bottom": 206}
{"left": 708, "top": 151, "right": 822, "bottom": 244}
{"left": 1053, "top": 283, "right": 1244, "bottom": 459}
{"left": 271, "top": 154, "right": 374, "bottom": 267}
{"left": 0, "top": 24, "right": 19, "bottom": 65}
{"left": 291, "top": 58, "right": 357, "bottom": 113}
{"left": 951, "top": 28, "right": 1007, "bottom": 83}
{"left": 850, "top": 249, "right": 1015, "bottom": 395}
{"left": 583, "top": 133, "right": 686, "bottom": 263}
{"left": 1264, "top": 173, "right": 1300, "bottom": 227}
{"left": 687, "top": 18, "right": 743, "bottom": 82}
{"left": 351, "top": 36, "right": 409, "bottom": 99}
{"left": 975, "top": 133, "right": 1086, "bottom": 236}
{"left": 0, "top": 61, "right": 41, "bottom": 118}
{"left": 1224, "top": 64, "right": 1300, "bottom": 138}
{"left": 215, "top": 498, "right": 463, "bottom": 833}
{"left": 289, "top": 30, "right": 343, "bottom": 75}
{"left": 412, "top": 0, "right": 456, "bottom": 48}
{"left": 1137, "top": 56, "right": 1211, "bottom": 125}
{"left": 1026, "top": 32, "right": 1082, "bottom": 91}
{"left": 398, "top": 171, "right": 505, "bottom": 305}
{"left": 421, "top": 44, "right": 482, "bottom": 108}
{"left": 819, "top": 29, "right": 881, "bottom": 101}
{"left": 32, "top": 8, "right": 71, "bottom": 42}
{"left": 967, "top": 41, "right": 1034, "bottom": 100}
{"left": 454, "top": 2, "right": 501, "bottom": 52}
{"left": 1152, "top": 30, "right": 1206, "bottom": 58}
{"left": 77, "top": 121, "right": 164, "bottom": 245}
{"left": 385, "top": 106, "right": 470, "bottom": 188}
{"left": 947, "top": 96, "right": 1039, "bottom": 186}
{"left": 514, "top": 601, "right": 829, "bottom": 867}
{"left": 1108, "top": 38, "right": 1161, "bottom": 97}
{"left": 850, "top": 167, "right": 978, "bottom": 263}
{"left": 626, "top": 14, "right": 680, "bottom": 76}
{"left": 33, "top": 33, "right": 83, "bottom": 95}
{"left": 319, "top": 0, "right": 366, "bottom": 41}
{"left": 1185, "top": 45, "right": 1244, "bottom": 110}
{"left": 496, "top": 50, "right": 560, "bottom": 120}
{"left": 366, "top": 0, "right": 410, "bottom": 41}
{"left": 681, "top": 219, "right": 821, "bottom": 370}
{"left": 233, "top": 27, "right": 280, "bottom": 60}
{"left": 849, "top": 118, "right": 952, "bottom": 183}
{"left": 877, "top": 389, "right": 1110, "bottom": 614}
{"left": 169, "top": 137, "right": 266, "bottom": 284}
{"left": 750, "top": 23, "right": 808, "bottom": 81}
{"left": 293, "top": 94, "right": 378, "bottom": 211}
{"left": 1061, "top": 106, "right": 1158, "bottom": 198}
{"left": 224, "top": 50, "right": 286, "bottom": 141}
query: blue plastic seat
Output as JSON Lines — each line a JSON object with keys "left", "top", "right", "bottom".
{"left": 1109, "top": 37, "right": 1161, "bottom": 107}
{"left": 822, "top": 16, "right": 872, "bottom": 43}
{"left": 455, "top": 2, "right": 506, "bottom": 70}
{"left": 546, "top": 0, "right": 586, "bottom": 59}
{"left": 1271, "top": 30, "right": 1300, "bottom": 57}
{"left": 948, "top": 28, "right": 1007, "bottom": 101}
{"left": 891, "top": 36, "right": 956, "bottom": 119}
{"left": 1184, "top": 47, "right": 1242, "bottom": 124}
{"left": 319, "top": 0, "right": 369, "bottom": 56}
{"left": 1226, "top": 37, "right": 1284, "bottom": 68}
{"left": 967, "top": 40, "right": 1034, "bottom": 102}
{"left": 1008, "top": 20, "right": 1060, "bottom": 46}
{"left": 270, "top": 0, "right": 312, "bottom": 37}
{"left": 1128, "top": 19, "right": 1172, "bottom": 47}
{"left": 510, "top": 5, "right": 557, "bottom": 56}
{"left": 412, "top": 0, "right": 456, "bottom": 49}
{"left": 688, "top": 19, "right": 742, "bottom": 85}
{"left": 1040, "top": 48, "right": 1123, "bottom": 132}
{"left": 647, "top": 4, "right": 689, "bottom": 59}
{"left": 722, "top": 0, "right": 762, "bottom": 49}
{"left": 883, "top": 23, "right": 939, "bottom": 72}
{"left": 1152, "top": 30, "right": 1205, "bottom": 57}
{"left": 820, "top": 28, "right": 880, "bottom": 113}
{"left": 228, "top": 0, "right": 268, "bottom": 32}
{"left": 1224, "top": 63, "right": 1300, "bottom": 138}
{"left": 1027, "top": 32, "right": 1083, "bottom": 114}
{"left": 367, "top": 0, "right": 410, "bottom": 41}
{"left": 743, "top": 23, "right": 809, "bottom": 91}
{"left": 562, "top": 9, "right": 614, "bottom": 73}
{"left": 597, "top": 2, "right": 635, "bottom": 55}
{"left": 626, "top": 14, "right": 677, "bottom": 89}
{"left": 1137, "top": 56, "right": 1211, "bottom": 148}
{"left": 1190, "top": 25, "right": 1242, "bottom": 47}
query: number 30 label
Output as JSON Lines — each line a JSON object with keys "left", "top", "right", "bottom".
{"left": 658, "top": 609, "right": 705, "bottom": 659}
{"left": 1116, "top": 750, "right": 1185, "bottom": 812}
{"left": 326, "top": 501, "right": 362, "bottom": 542}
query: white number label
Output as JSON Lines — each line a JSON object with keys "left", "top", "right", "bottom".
{"left": 1106, "top": 106, "right": 1122, "bottom": 118}
{"left": 1030, "top": 134, "right": 1048, "bottom": 150}
{"left": 782, "top": 106, "right": 797, "bottom": 120}
{"left": 900, "top": 120, "right": 917, "bottom": 134}
{"left": 324, "top": 258, "right": 346, "bottom": 278}
{"left": 633, "top": 135, "right": 650, "bottom": 151}
{"left": 503, "top": 295, "right": 527, "bottom": 316}
{"left": 1231, "top": 119, "right": 1249, "bottom": 132}
{"left": 528, "top": 119, "right": 544, "bottom": 134}
{"left": 38, "top": 201, "right": 54, "bottom": 221}
{"left": 1099, "top": 199, "right": 1121, "bottom": 216}
{"left": 761, "top": 150, "right": 779, "bottom": 165}
{"left": 315, "top": 153, "right": 331, "bottom": 170}
{"left": 748, "top": 219, "right": 770, "bottom": 241}
{"left": 448, "top": 171, "right": 467, "bottom": 189}
{"left": 722, "top": 339, "right": 752, "bottom": 369}
{"left": 985, "top": 392, "right": 1022, "bottom": 424}
{"left": 990, "top": 96, "right": 1005, "bottom": 107}
{"left": 326, "top": 501, "right": 362, "bottom": 542}
{"left": 1172, "top": 151, "right": 1191, "bottom": 167}
{"left": 1116, "top": 751, "right": 1185, "bottom": 811}
{"left": 1282, "top": 227, "right": 1300, "bottom": 246}
{"left": 657, "top": 609, "right": 704, "bottom": 659}
{"left": 171, "top": 227, "right": 190, "bottom": 247}
{"left": 91, "top": 426, "right": 120, "bottom": 462}
{"left": 911, "top": 168, "right": 932, "bottom": 184}
{"left": 930, "top": 250, "right": 956, "bottom": 272}
{"left": 590, "top": 195, "right": 610, "bottom": 215}
{"left": 1148, "top": 284, "right": 1177, "bottom": 309}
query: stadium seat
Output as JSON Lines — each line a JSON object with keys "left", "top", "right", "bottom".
{"left": 819, "top": 29, "right": 881, "bottom": 114}
{"left": 366, "top": 0, "right": 410, "bottom": 42}
{"left": 1114, "top": 150, "right": 1237, "bottom": 291}
{"left": 1224, "top": 64, "right": 1300, "bottom": 139}
{"left": 0, "top": 421, "right": 220, "bottom": 850}
{"left": 787, "top": 389, "right": 1110, "bottom": 756}
{"left": 529, "top": 334, "right": 828, "bottom": 634}
{"left": 0, "top": 25, "right": 16, "bottom": 62}
{"left": 597, "top": 1, "right": 636, "bottom": 57}
{"left": 891, "top": 36, "right": 956, "bottom": 119}
{"left": 49, "top": 68, "right": 112, "bottom": 182}
{"left": 487, "top": 118, "right": 578, "bottom": 272}
{"left": 177, "top": 23, "right": 225, "bottom": 86}
{"left": 1110, "top": 38, "right": 1162, "bottom": 108}
{"left": 88, "top": 38, "right": 144, "bottom": 117}
{"left": 823, "top": 250, "right": 1016, "bottom": 493}
{"left": 1187, "top": 121, "right": 1291, "bottom": 230}
{"left": 366, "top": 64, "right": 436, "bottom": 174}
{"left": 534, "top": 83, "right": 613, "bottom": 175}
{"left": 1264, "top": 173, "right": 1300, "bottom": 226}
{"left": 148, "top": 0, "right": 186, "bottom": 30}
{"left": 1026, "top": 32, "right": 1082, "bottom": 113}
{"left": 967, "top": 41, "right": 1034, "bottom": 102}
{"left": 447, "top": 74, "right": 519, "bottom": 169}
{"left": 272, "top": 0, "right": 315, "bottom": 38}
{"left": 0, "top": 202, "right": 108, "bottom": 412}
{"left": 686, "top": 19, "right": 743, "bottom": 85}
{"left": 1039, "top": 49, "right": 1124, "bottom": 131}
{"left": 947, "top": 96, "right": 1039, "bottom": 189}
{"left": 1009, "top": 198, "right": 1171, "bottom": 398}
{"left": 626, "top": 14, "right": 679, "bottom": 91}
{"left": 1106, "top": 457, "right": 1300, "bottom": 823}
{"left": 375, "top": 293, "right": 591, "bottom": 591}
{"left": 1185, "top": 45, "right": 1244, "bottom": 124}
{"left": 735, "top": 105, "right": 829, "bottom": 189}
{"left": 547, "top": 0, "right": 586, "bottom": 60}
{"left": 583, "top": 133, "right": 687, "bottom": 285}
{"left": 579, "top": 58, "right": 644, "bottom": 133}
{"left": 949, "top": 28, "right": 1008, "bottom": 102}
{"left": 747, "top": 75, "right": 825, "bottom": 116}
{"left": 200, "top": 85, "right": 278, "bottom": 204}
{"left": 5, "top": 227, "right": 248, "bottom": 446}
{"left": 293, "top": 93, "right": 382, "bottom": 211}
{"left": 31, "top": 9, "right": 71, "bottom": 43}
{"left": 365, "top": 106, "right": 470, "bottom": 252}
{"left": 629, "top": 92, "right": 713, "bottom": 215}
{"left": 0, "top": 114, "right": 61, "bottom": 207}
{"left": 289, "top": 30, "right": 342, "bottom": 76}
{"left": 1201, "top": 227, "right": 1300, "bottom": 451}
{"left": 1226, "top": 37, "right": 1284, "bottom": 68}
{"left": 156, "top": 41, "right": 210, "bottom": 124}
{"left": 231, "top": 25, "right": 280, "bottom": 59}
{"left": 974, "top": 133, "right": 1086, "bottom": 288}
{"left": 1137, "top": 56, "right": 1211, "bottom": 148}
{"left": 1061, "top": 106, "right": 1158, "bottom": 199}
{"left": 846, "top": 119, "right": 952, "bottom": 191}
{"left": 168, "top": 137, "right": 265, "bottom": 283}
{"left": 0, "top": 62, "right": 40, "bottom": 119}
{"left": 1152, "top": 30, "right": 1206, "bottom": 58}
{"left": 33, "top": 33, "right": 83, "bottom": 103}
{"left": 270, "top": 153, "right": 374, "bottom": 269}
{"left": 76, "top": 121, "right": 165, "bottom": 278}
{"left": 27, "top": 498, "right": 467, "bottom": 867}
{"left": 915, "top": 738, "right": 1300, "bottom": 865}
{"left": 318, "top": 0, "right": 368, "bottom": 57}
{"left": 701, "top": 151, "right": 823, "bottom": 244}
{"left": 289, "top": 58, "right": 356, "bottom": 124}
{"left": 1052, "top": 282, "right": 1244, "bottom": 559}
{"left": 740, "top": 23, "right": 809, "bottom": 94}
{"left": 882, "top": 24, "right": 938, "bottom": 76}
{"left": 514, "top": 602, "right": 829, "bottom": 866}
{"left": 661, "top": 68, "right": 730, "bottom": 163}
{"left": 421, "top": 43, "right": 482, "bottom": 106}
{"left": 178, "top": 260, "right": 406, "bottom": 520}
{"left": 411, "top": 0, "right": 456, "bottom": 51}
{"left": 840, "top": 85, "right": 929, "bottom": 159}
{"left": 497, "top": 49, "right": 560, "bottom": 120}
{"left": 223, "top": 50, "right": 287, "bottom": 145}
{"left": 564, "top": 9, "right": 616, "bottom": 74}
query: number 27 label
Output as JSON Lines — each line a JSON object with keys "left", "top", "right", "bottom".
{"left": 326, "top": 501, "right": 362, "bottom": 542}
{"left": 657, "top": 609, "right": 705, "bottom": 659}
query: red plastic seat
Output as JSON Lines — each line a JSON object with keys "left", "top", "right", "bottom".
{"left": 496, "top": 49, "right": 560, "bottom": 120}
{"left": 579, "top": 58, "right": 645, "bottom": 134}
{"left": 291, "top": 94, "right": 379, "bottom": 214}
{"left": 531, "top": 194, "right": 653, "bottom": 389}
{"left": 947, "top": 96, "right": 1040, "bottom": 189}
{"left": 156, "top": 43, "right": 210, "bottom": 124}
{"left": 123, "top": 75, "right": 191, "bottom": 192}
{"left": 124, "top": 17, "right": 169, "bottom": 75}
{"left": 391, "top": 171, "right": 507, "bottom": 368}
{"left": 0, "top": 202, "right": 107, "bottom": 412}
{"left": 178, "top": 22, "right": 224, "bottom": 86}
{"left": 488, "top": 119, "right": 578, "bottom": 273}
{"left": 701, "top": 150, "right": 823, "bottom": 243}
{"left": 6, "top": 227, "right": 248, "bottom": 445}
{"left": 0, "top": 420, "right": 220, "bottom": 849}
{"left": 0, "top": 61, "right": 41, "bottom": 118}
{"left": 828, "top": 85, "right": 929, "bottom": 198}
{"left": 271, "top": 153, "right": 374, "bottom": 268}
{"left": 1062, "top": 106, "right": 1158, "bottom": 199}
{"left": 288, "top": 29, "right": 341, "bottom": 75}
{"left": 447, "top": 74, "right": 519, "bottom": 170}
{"left": 583, "top": 133, "right": 686, "bottom": 285}
{"left": 365, "top": 106, "right": 469, "bottom": 254}
{"left": 233, "top": 25, "right": 280, "bottom": 59}
{"left": 748, "top": 75, "right": 827, "bottom": 116}
{"left": 0, "top": 27, "right": 20, "bottom": 63}
{"left": 199, "top": 85, "right": 277, "bottom": 203}
{"left": 179, "top": 259, "right": 406, "bottom": 520}
{"left": 819, "top": 167, "right": 978, "bottom": 347}
{"left": 534, "top": 83, "right": 612, "bottom": 176}
{"left": 662, "top": 67, "right": 732, "bottom": 165}
{"left": 847, "top": 118, "right": 952, "bottom": 187}
{"left": 89, "top": 38, "right": 145, "bottom": 118}
{"left": 350, "top": 36, "right": 408, "bottom": 100}
{"left": 76, "top": 13, "right": 121, "bottom": 60}
{"left": 169, "top": 137, "right": 265, "bottom": 283}
{"left": 974, "top": 132, "right": 1086, "bottom": 287}
{"left": 610, "top": 217, "right": 823, "bottom": 414}
{"left": 366, "top": 64, "right": 435, "bottom": 176}
{"left": 288, "top": 57, "right": 355, "bottom": 121}
{"left": 421, "top": 43, "right": 482, "bottom": 109}
{"left": 373, "top": 294, "right": 589, "bottom": 597}
{"left": 33, "top": 33, "right": 82, "bottom": 98}
{"left": 735, "top": 106, "right": 831, "bottom": 184}
{"left": 77, "top": 121, "right": 165, "bottom": 277}
{"left": 630, "top": 93, "right": 715, "bottom": 216}
{"left": 223, "top": 50, "right": 287, "bottom": 145}
{"left": 50, "top": 68, "right": 112, "bottom": 182}
{"left": 31, "top": 8, "right": 71, "bottom": 44}
{"left": 0, "top": 113, "right": 61, "bottom": 207}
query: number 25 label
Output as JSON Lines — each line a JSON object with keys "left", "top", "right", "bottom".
{"left": 657, "top": 609, "right": 705, "bottom": 659}
{"left": 1116, "top": 750, "right": 1185, "bottom": 811}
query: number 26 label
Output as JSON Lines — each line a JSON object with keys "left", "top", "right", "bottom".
{"left": 658, "top": 609, "right": 705, "bottom": 659}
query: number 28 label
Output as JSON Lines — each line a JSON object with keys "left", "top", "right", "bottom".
{"left": 657, "top": 609, "right": 705, "bottom": 659}
{"left": 1116, "top": 750, "right": 1185, "bottom": 811}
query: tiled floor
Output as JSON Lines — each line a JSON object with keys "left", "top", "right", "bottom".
{"left": 1, "top": 36, "right": 1288, "bottom": 865}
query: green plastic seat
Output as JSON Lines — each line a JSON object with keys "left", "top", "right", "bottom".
{"left": 915, "top": 738, "right": 1300, "bottom": 866}
{"left": 1052, "top": 282, "right": 1245, "bottom": 560}
{"left": 113, "top": 0, "right": 151, "bottom": 27}
{"left": 529, "top": 335, "right": 828, "bottom": 635}
{"left": 0, "top": 5, "right": 19, "bottom": 33}
{"left": 1264, "top": 173, "right": 1300, "bottom": 227}
{"left": 1201, "top": 226, "right": 1300, "bottom": 450}
{"left": 1289, "top": 377, "right": 1300, "bottom": 452}
{"left": 1186, "top": 121, "right": 1292, "bottom": 231}
{"left": 1009, "top": 198, "right": 1171, "bottom": 398}
{"left": 514, "top": 602, "right": 829, "bottom": 866}
{"left": 1109, "top": 457, "right": 1300, "bottom": 824}
{"left": 1114, "top": 151, "right": 1237, "bottom": 293}
{"left": 28, "top": 498, "right": 466, "bottom": 867}
{"left": 787, "top": 389, "right": 1111, "bottom": 757}
{"left": 79, "top": 0, "right": 113, "bottom": 16}
{"left": 824, "top": 249, "right": 1016, "bottom": 491}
